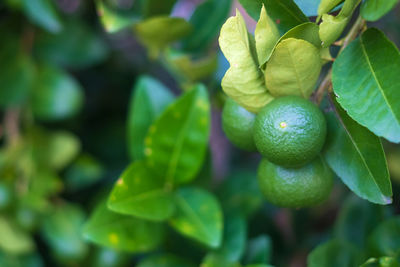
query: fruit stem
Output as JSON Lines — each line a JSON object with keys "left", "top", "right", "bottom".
{"left": 314, "top": 16, "right": 366, "bottom": 105}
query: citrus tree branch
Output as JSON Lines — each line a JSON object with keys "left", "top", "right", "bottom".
{"left": 314, "top": 16, "right": 366, "bottom": 105}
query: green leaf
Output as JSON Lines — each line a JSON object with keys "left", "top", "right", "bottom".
{"left": 201, "top": 253, "right": 241, "bottom": 267}
{"left": 34, "top": 19, "right": 108, "bottom": 69}
{"left": 255, "top": 5, "right": 280, "bottom": 66}
{"left": 265, "top": 38, "right": 321, "bottom": 98}
{"left": 218, "top": 171, "right": 263, "bottom": 217}
{"left": 169, "top": 187, "right": 223, "bottom": 248}
{"left": 219, "top": 10, "right": 273, "bottom": 113}
{"left": 245, "top": 265, "right": 274, "bottom": 267}
{"left": 182, "top": 0, "right": 232, "bottom": 51}
{"left": 244, "top": 235, "right": 272, "bottom": 264}
{"left": 137, "top": 254, "right": 196, "bottom": 267}
{"left": 127, "top": 75, "right": 174, "bottom": 160}
{"left": 22, "top": 0, "right": 62, "bottom": 33}
{"left": 361, "top": 0, "right": 398, "bottom": 21}
{"left": 145, "top": 85, "right": 210, "bottom": 186}
{"left": 64, "top": 154, "right": 104, "bottom": 192}
{"left": 334, "top": 195, "right": 388, "bottom": 248}
{"left": 0, "top": 252, "right": 43, "bottom": 267}
{"left": 135, "top": 16, "right": 192, "bottom": 58}
{"left": 361, "top": 257, "right": 400, "bottom": 267}
{"left": 368, "top": 216, "right": 400, "bottom": 257}
{"left": 83, "top": 201, "right": 164, "bottom": 252}
{"left": 95, "top": 0, "right": 139, "bottom": 33}
{"left": 141, "top": 0, "right": 177, "bottom": 17}
{"left": 307, "top": 239, "right": 363, "bottom": 267}
{"left": 319, "top": 0, "right": 361, "bottom": 47}
{"left": 41, "top": 204, "right": 88, "bottom": 262}
{"left": 277, "top": 22, "right": 321, "bottom": 48}
{"left": 0, "top": 216, "right": 34, "bottom": 254}
{"left": 32, "top": 65, "right": 84, "bottom": 121}
{"left": 108, "top": 161, "right": 175, "bottom": 221}
{"left": 323, "top": 96, "right": 392, "bottom": 204}
{"left": 165, "top": 49, "right": 218, "bottom": 82}
{"left": 0, "top": 53, "right": 35, "bottom": 108}
{"left": 261, "top": 0, "right": 309, "bottom": 35}
{"left": 332, "top": 28, "right": 400, "bottom": 143}
{"left": 215, "top": 213, "right": 247, "bottom": 262}
{"left": 238, "top": 0, "right": 262, "bottom": 20}
{"left": 318, "top": 0, "right": 342, "bottom": 16}
{"left": 30, "top": 128, "right": 81, "bottom": 170}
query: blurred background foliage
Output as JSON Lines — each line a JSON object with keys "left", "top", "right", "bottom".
{"left": 0, "top": 0, "right": 400, "bottom": 266}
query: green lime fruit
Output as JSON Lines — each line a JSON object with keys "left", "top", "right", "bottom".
{"left": 222, "top": 98, "right": 257, "bottom": 151}
{"left": 257, "top": 157, "right": 333, "bottom": 208}
{"left": 254, "top": 96, "right": 327, "bottom": 167}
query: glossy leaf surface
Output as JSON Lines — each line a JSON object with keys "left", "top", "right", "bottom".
{"left": 83, "top": 201, "right": 164, "bottom": 252}
{"left": 323, "top": 97, "right": 392, "bottom": 204}
{"left": 361, "top": 0, "right": 399, "bottom": 21}
{"left": 169, "top": 187, "right": 223, "bottom": 248}
{"left": 145, "top": 85, "right": 210, "bottom": 187}
{"left": 127, "top": 76, "right": 174, "bottom": 160}
{"left": 332, "top": 28, "right": 400, "bottom": 143}
{"left": 108, "top": 161, "right": 175, "bottom": 221}
{"left": 265, "top": 38, "right": 321, "bottom": 98}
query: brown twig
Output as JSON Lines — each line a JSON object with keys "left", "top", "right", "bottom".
{"left": 4, "top": 108, "right": 21, "bottom": 146}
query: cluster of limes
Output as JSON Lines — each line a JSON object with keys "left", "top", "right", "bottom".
{"left": 222, "top": 96, "right": 333, "bottom": 208}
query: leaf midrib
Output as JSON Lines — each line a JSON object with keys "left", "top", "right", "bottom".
{"left": 333, "top": 105, "right": 389, "bottom": 199}
{"left": 165, "top": 94, "right": 198, "bottom": 186}
{"left": 112, "top": 188, "right": 167, "bottom": 206}
{"left": 175, "top": 194, "right": 214, "bottom": 244}
{"left": 359, "top": 36, "right": 400, "bottom": 125}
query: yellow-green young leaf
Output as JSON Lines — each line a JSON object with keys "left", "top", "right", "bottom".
{"left": 319, "top": 0, "right": 361, "bottom": 47}
{"left": 41, "top": 204, "right": 88, "bottom": 262}
{"left": 332, "top": 28, "right": 400, "bottom": 143}
{"left": 255, "top": 5, "right": 280, "bottom": 66}
{"left": 319, "top": 14, "right": 348, "bottom": 48}
{"left": 265, "top": 38, "right": 321, "bottom": 98}
{"left": 169, "top": 187, "right": 223, "bottom": 248}
{"left": 260, "top": 22, "right": 322, "bottom": 68}
{"left": 145, "top": 85, "right": 210, "bottom": 187}
{"left": 108, "top": 161, "right": 175, "bottom": 222}
{"left": 95, "top": 0, "right": 138, "bottom": 33}
{"left": 135, "top": 16, "right": 192, "bottom": 58}
{"left": 277, "top": 22, "right": 321, "bottom": 48}
{"left": 166, "top": 49, "right": 218, "bottom": 82}
{"left": 83, "top": 201, "right": 164, "bottom": 252}
{"left": 317, "top": 0, "right": 342, "bottom": 16}
{"left": 0, "top": 216, "right": 34, "bottom": 254}
{"left": 361, "top": 0, "right": 398, "bottom": 21}
{"left": 219, "top": 10, "right": 273, "bottom": 113}
{"left": 127, "top": 76, "right": 174, "bottom": 160}
{"left": 321, "top": 46, "right": 333, "bottom": 65}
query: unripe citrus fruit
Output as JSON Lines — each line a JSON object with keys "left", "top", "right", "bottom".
{"left": 222, "top": 98, "right": 256, "bottom": 151}
{"left": 257, "top": 157, "right": 333, "bottom": 208}
{"left": 254, "top": 96, "right": 327, "bottom": 167}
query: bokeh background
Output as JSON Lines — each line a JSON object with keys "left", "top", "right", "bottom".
{"left": 1, "top": 0, "right": 400, "bottom": 266}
